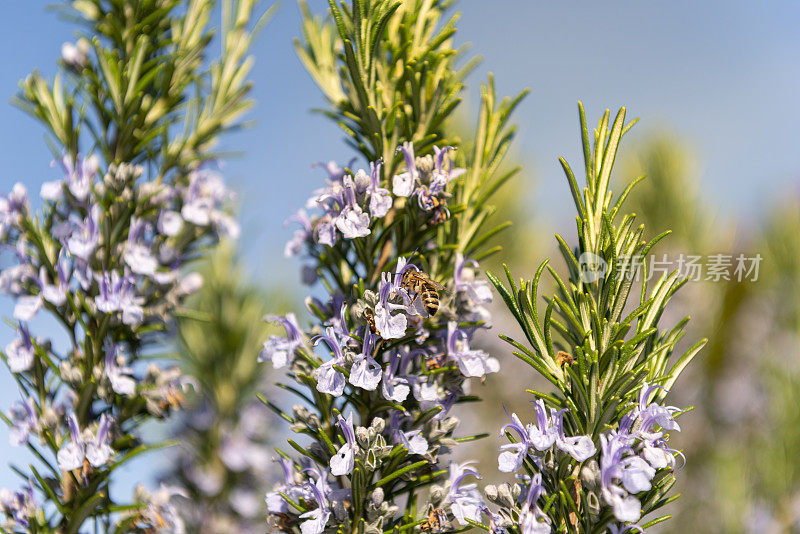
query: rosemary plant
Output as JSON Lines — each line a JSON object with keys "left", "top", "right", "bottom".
{"left": 0, "top": 1, "right": 264, "bottom": 531}
{"left": 484, "top": 105, "right": 705, "bottom": 533}
{"left": 262, "top": 0, "right": 527, "bottom": 531}
{"left": 165, "top": 245, "right": 276, "bottom": 532}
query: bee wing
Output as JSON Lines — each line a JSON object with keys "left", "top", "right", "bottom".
{"left": 428, "top": 278, "right": 447, "bottom": 292}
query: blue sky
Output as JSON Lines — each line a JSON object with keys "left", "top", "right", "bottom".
{"left": 1, "top": 0, "right": 798, "bottom": 496}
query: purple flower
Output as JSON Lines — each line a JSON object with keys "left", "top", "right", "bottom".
{"left": 335, "top": 175, "right": 370, "bottom": 239}
{"left": 599, "top": 434, "right": 643, "bottom": 523}
{"left": 315, "top": 216, "right": 338, "bottom": 247}
{"left": 389, "top": 412, "right": 428, "bottom": 455}
{"left": 105, "top": 342, "right": 136, "bottom": 395}
{"left": 374, "top": 273, "right": 408, "bottom": 339}
{"left": 157, "top": 210, "right": 183, "bottom": 236}
{"left": 124, "top": 217, "right": 158, "bottom": 276}
{"left": 8, "top": 397, "right": 38, "bottom": 446}
{"left": 329, "top": 413, "right": 356, "bottom": 476}
{"left": 134, "top": 484, "right": 187, "bottom": 534}
{"left": 55, "top": 153, "right": 98, "bottom": 202}
{"left": 430, "top": 146, "right": 463, "bottom": 191}
{"left": 392, "top": 142, "right": 417, "bottom": 197}
{"left": 636, "top": 382, "right": 681, "bottom": 439}
{"left": 57, "top": 413, "right": 115, "bottom": 471}
{"left": 284, "top": 209, "right": 312, "bottom": 257}
{"left": 381, "top": 352, "right": 410, "bottom": 403}
{"left": 181, "top": 169, "right": 239, "bottom": 237}
{"left": 0, "top": 484, "right": 38, "bottom": 529}
{"left": 13, "top": 295, "right": 42, "bottom": 322}
{"left": 5, "top": 324, "right": 35, "bottom": 373}
{"left": 259, "top": 313, "right": 303, "bottom": 369}
{"left": 40, "top": 251, "right": 71, "bottom": 306}
{"left": 266, "top": 458, "right": 311, "bottom": 514}
{"left": 0, "top": 183, "right": 29, "bottom": 235}
{"left": 445, "top": 462, "right": 485, "bottom": 526}
{"left": 551, "top": 409, "right": 596, "bottom": 462}
{"left": 66, "top": 204, "right": 100, "bottom": 261}
{"left": 314, "top": 327, "right": 347, "bottom": 396}
{"left": 299, "top": 478, "right": 331, "bottom": 534}
{"left": 454, "top": 253, "right": 492, "bottom": 305}
{"left": 95, "top": 270, "right": 144, "bottom": 325}
{"left": 498, "top": 413, "right": 533, "bottom": 473}
{"left": 349, "top": 333, "right": 382, "bottom": 391}
{"left": 446, "top": 321, "right": 499, "bottom": 378}
{"left": 365, "top": 162, "right": 392, "bottom": 217}
{"left": 294, "top": 463, "right": 350, "bottom": 534}
{"left": 519, "top": 473, "right": 551, "bottom": 534}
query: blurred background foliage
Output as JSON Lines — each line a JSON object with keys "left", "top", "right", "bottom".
{"left": 163, "top": 243, "right": 292, "bottom": 533}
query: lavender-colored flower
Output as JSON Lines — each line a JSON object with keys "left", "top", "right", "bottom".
{"left": 56, "top": 153, "right": 98, "bottom": 202}
{"left": 446, "top": 321, "right": 499, "bottom": 378}
{"left": 454, "top": 253, "right": 492, "bottom": 305}
{"left": 95, "top": 270, "right": 144, "bottom": 325}
{"left": 13, "top": 295, "right": 42, "bottom": 322}
{"left": 519, "top": 473, "right": 551, "bottom": 534}
{"left": 330, "top": 413, "right": 357, "bottom": 476}
{"left": 134, "top": 484, "right": 187, "bottom": 534}
{"left": 335, "top": 175, "right": 370, "bottom": 239}
{"left": 66, "top": 204, "right": 100, "bottom": 260}
{"left": 365, "top": 162, "right": 392, "bottom": 217}
{"left": 259, "top": 313, "right": 303, "bottom": 369}
{"left": 105, "top": 342, "right": 136, "bottom": 395}
{"left": 551, "top": 409, "right": 596, "bottom": 462}
{"left": 381, "top": 352, "right": 410, "bottom": 403}
{"left": 5, "top": 324, "right": 35, "bottom": 373}
{"left": 39, "top": 251, "right": 70, "bottom": 306}
{"left": 314, "top": 327, "right": 347, "bottom": 396}
{"left": 299, "top": 478, "right": 331, "bottom": 534}
{"left": 392, "top": 142, "right": 418, "bottom": 197}
{"left": 0, "top": 484, "right": 38, "bottom": 529}
{"left": 8, "top": 397, "right": 38, "bottom": 446}
{"left": 181, "top": 169, "right": 240, "bottom": 238}
{"left": 599, "top": 434, "right": 642, "bottom": 523}
{"left": 284, "top": 209, "right": 312, "bottom": 257}
{"left": 266, "top": 458, "right": 311, "bottom": 514}
{"left": 0, "top": 183, "right": 29, "bottom": 235}
{"left": 124, "top": 217, "right": 158, "bottom": 276}
{"left": 389, "top": 412, "right": 428, "bottom": 455}
{"left": 636, "top": 382, "right": 681, "bottom": 439}
{"left": 315, "top": 217, "right": 337, "bottom": 247}
{"left": 157, "top": 210, "right": 183, "bottom": 237}
{"left": 445, "top": 462, "right": 485, "bottom": 526}
{"left": 498, "top": 413, "right": 533, "bottom": 473}
{"left": 57, "top": 413, "right": 115, "bottom": 471}
{"left": 349, "top": 333, "right": 382, "bottom": 391}
{"left": 498, "top": 401, "right": 559, "bottom": 473}
{"left": 374, "top": 270, "right": 409, "bottom": 339}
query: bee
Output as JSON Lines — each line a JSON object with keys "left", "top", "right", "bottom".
{"left": 363, "top": 308, "right": 378, "bottom": 334}
{"left": 421, "top": 508, "right": 448, "bottom": 532}
{"left": 425, "top": 354, "right": 446, "bottom": 371}
{"left": 401, "top": 268, "right": 446, "bottom": 317}
{"left": 555, "top": 350, "right": 574, "bottom": 367}
{"left": 268, "top": 512, "right": 294, "bottom": 532}
{"left": 428, "top": 196, "right": 450, "bottom": 225}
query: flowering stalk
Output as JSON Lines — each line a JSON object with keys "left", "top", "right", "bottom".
{"left": 263, "top": 1, "right": 527, "bottom": 531}
{"left": 484, "top": 104, "right": 706, "bottom": 533}
{"left": 164, "top": 245, "right": 276, "bottom": 532}
{"left": 0, "top": 1, "right": 264, "bottom": 531}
